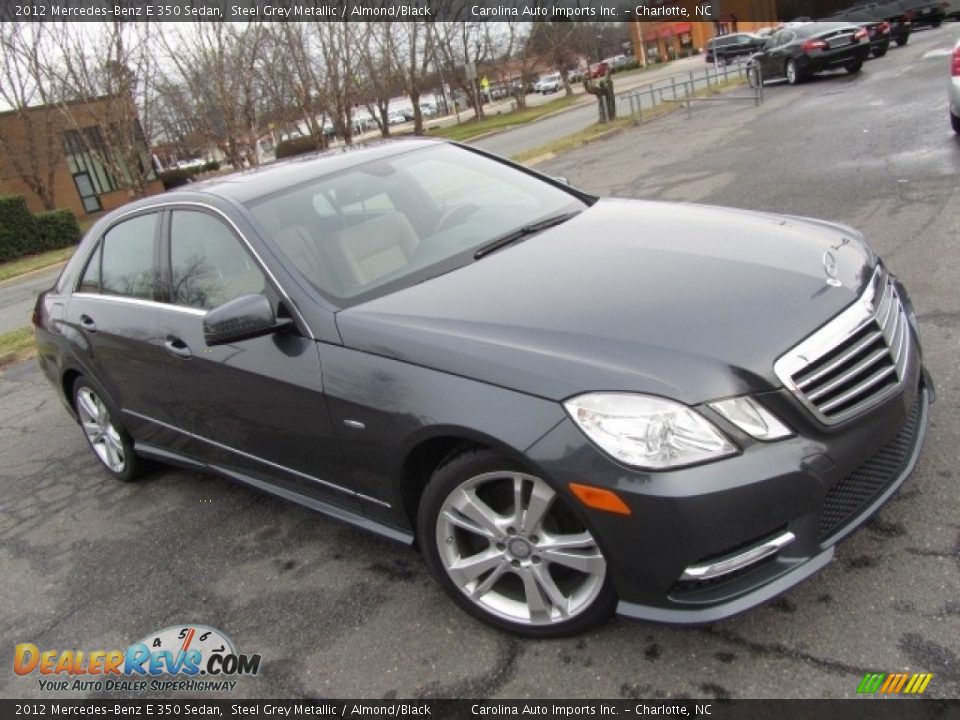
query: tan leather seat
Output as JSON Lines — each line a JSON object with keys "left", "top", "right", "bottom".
{"left": 335, "top": 212, "right": 420, "bottom": 287}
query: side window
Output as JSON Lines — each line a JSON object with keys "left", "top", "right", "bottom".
{"left": 100, "top": 213, "right": 158, "bottom": 300}
{"left": 77, "top": 241, "right": 102, "bottom": 293}
{"left": 169, "top": 210, "right": 267, "bottom": 310}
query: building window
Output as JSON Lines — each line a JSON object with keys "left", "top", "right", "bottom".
{"left": 64, "top": 127, "right": 118, "bottom": 195}
{"left": 72, "top": 172, "right": 102, "bottom": 214}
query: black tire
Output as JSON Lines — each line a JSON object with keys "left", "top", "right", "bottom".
{"left": 872, "top": 47, "right": 887, "bottom": 58}
{"left": 932, "top": 20, "right": 942, "bottom": 28}
{"left": 951, "top": 111, "right": 960, "bottom": 134}
{"left": 845, "top": 61, "right": 863, "bottom": 74}
{"left": 72, "top": 376, "right": 144, "bottom": 482}
{"left": 747, "top": 64, "right": 762, "bottom": 88}
{"left": 417, "top": 447, "right": 617, "bottom": 637}
{"left": 896, "top": 35, "right": 909, "bottom": 47}
{"left": 785, "top": 59, "right": 801, "bottom": 85}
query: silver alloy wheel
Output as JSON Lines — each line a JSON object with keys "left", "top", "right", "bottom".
{"left": 786, "top": 60, "right": 797, "bottom": 85}
{"left": 435, "top": 471, "right": 606, "bottom": 626}
{"left": 76, "top": 387, "right": 125, "bottom": 473}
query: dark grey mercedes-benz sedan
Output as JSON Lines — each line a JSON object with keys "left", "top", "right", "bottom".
{"left": 34, "top": 139, "right": 932, "bottom": 636}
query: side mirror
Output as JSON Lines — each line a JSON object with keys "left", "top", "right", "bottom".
{"left": 203, "top": 294, "right": 292, "bottom": 346}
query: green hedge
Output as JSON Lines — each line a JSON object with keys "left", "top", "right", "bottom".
{"left": 35, "top": 209, "right": 81, "bottom": 251}
{"left": 275, "top": 136, "right": 320, "bottom": 160}
{"left": 158, "top": 169, "right": 193, "bottom": 190}
{"left": 0, "top": 196, "right": 82, "bottom": 262}
{"left": 0, "top": 195, "right": 42, "bottom": 263}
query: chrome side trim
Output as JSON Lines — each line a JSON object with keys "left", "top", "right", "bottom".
{"left": 72, "top": 293, "right": 207, "bottom": 316}
{"left": 679, "top": 531, "right": 796, "bottom": 581}
{"left": 123, "top": 409, "right": 390, "bottom": 508}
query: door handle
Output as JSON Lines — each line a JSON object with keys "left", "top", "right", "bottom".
{"left": 164, "top": 336, "right": 192, "bottom": 358}
{"left": 79, "top": 314, "right": 97, "bottom": 332}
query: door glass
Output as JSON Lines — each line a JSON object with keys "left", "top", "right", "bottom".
{"left": 169, "top": 210, "right": 267, "bottom": 310}
{"left": 78, "top": 241, "right": 102, "bottom": 293}
{"left": 101, "top": 214, "right": 158, "bottom": 299}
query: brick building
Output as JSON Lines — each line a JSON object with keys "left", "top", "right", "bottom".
{"left": 631, "top": 1, "right": 779, "bottom": 63}
{"left": 0, "top": 95, "right": 162, "bottom": 217}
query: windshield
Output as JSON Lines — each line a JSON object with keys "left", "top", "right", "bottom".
{"left": 246, "top": 144, "right": 587, "bottom": 304}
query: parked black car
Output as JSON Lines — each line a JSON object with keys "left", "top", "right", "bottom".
{"left": 34, "top": 140, "right": 932, "bottom": 637}
{"left": 820, "top": 11, "right": 895, "bottom": 56}
{"left": 843, "top": 2, "right": 912, "bottom": 46}
{"left": 891, "top": 0, "right": 946, "bottom": 26}
{"left": 749, "top": 22, "right": 872, "bottom": 86}
{"left": 704, "top": 33, "right": 767, "bottom": 63}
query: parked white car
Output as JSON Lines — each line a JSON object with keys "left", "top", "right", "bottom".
{"left": 535, "top": 72, "right": 562, "bottom": 94}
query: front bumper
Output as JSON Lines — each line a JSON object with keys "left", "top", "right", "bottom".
{"left": 525, "top": 356, "right": 931, "bottom": 624}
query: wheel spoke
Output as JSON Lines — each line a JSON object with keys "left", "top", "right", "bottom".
{"left": 82, "top": 420, "right": 100, "bottom": 439}
{"left": 103, "top": 439, "right": 119, "bottom": 468}
{"left": 106, "top": 433, "right": 125, "bottom": 463}
{"left": 470, "top": 561, "right": 508, "bottom": 599}
{"left": 540, "top": 548, "right": 606, "bottom": 576}
{"left": 440, "top": 509, "right": 493, "bottom": 539}
{"left": 449, "top": 488, "right": 504, "bottom": 538}
{"left": 521, "top": 481, "right": 555, "bottom": 535}
{"left": 447, "top": 548, "right": 503, "bottom": 587}
{"left": 538, "top": 531, "right": 596, "bottom": 551}
{"left": 531, "top": 564, "right": 570, "bottom": 618}
{"left": 519, "top": 567, "right": 552, "bottom": 621}
{"left": 511, "top": 475, "right": 525, "bottom": 527}
{"left": 77, "top": 391, "right": 99, "bottom": 421}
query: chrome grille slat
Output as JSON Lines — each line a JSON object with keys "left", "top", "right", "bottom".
{"left": 805, "top": 348, "right": 891, "bottom": 402}
{"left": 795, "top": 329, "right": 884, "bottom": 390}
{"left": 774, "top": 267, "right": 910, "bottom": 425}
{"left": 818, "top": 365, "right": 897, "bottom": 413}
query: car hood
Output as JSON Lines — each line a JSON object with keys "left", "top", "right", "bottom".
{"left": 335, "top": 199, "right": 877, "bottom": 404}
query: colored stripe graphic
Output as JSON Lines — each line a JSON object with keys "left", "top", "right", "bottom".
{"left": 857, "top": 672, "right": 933, "bottom": 694}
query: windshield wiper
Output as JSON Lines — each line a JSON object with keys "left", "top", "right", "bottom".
{"left": 473, "top": 211, "right": 580, "bottom": 260}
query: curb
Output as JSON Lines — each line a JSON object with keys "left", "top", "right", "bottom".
{"left": 0, "top": 260, "right": 67, "bottom": 289}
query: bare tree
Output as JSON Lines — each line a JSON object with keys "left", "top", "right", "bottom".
{"left": 390, "top": 22, "right": 437, "bottom": 136}
{"left": 312, "top": 22, "right": 360, "bottom": 145}
{"left": 158, "top": 22, "right": 267, "bottom": 168}
{"left": 357, "top": 24, "right": 400, "bottom": 138}
{"left": 434, "top": 22, "right": 496, "bottom": 121}
{"left": 51, "top": 21, "right": 159, "bottom": 198}
{"left": 526, "top": 21, "right": 584, "bottom": 97}
{"left": 0, "top": 23, "right": 61, "bottom": 209}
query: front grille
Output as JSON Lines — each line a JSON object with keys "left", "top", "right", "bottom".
{"left": 775, "top": 267, "right": 910, "bottom": 425}
{"left": 817, "top": 395, "right": 920, "bottom": 542}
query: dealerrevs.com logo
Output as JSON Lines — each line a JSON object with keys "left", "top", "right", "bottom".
{"left": 14, "top": 624, "right": 261, "bottom": 693}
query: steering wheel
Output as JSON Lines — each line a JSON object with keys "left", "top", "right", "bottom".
{"left": 433, "top": 203, "right": 481, "bottom": 234}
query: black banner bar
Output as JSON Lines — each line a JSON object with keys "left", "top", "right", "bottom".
{"left": 0, "top": 0, "right": 788, "bottom": 23}
{"left": 0, "top": 700, "right": 956, "bottom": 720}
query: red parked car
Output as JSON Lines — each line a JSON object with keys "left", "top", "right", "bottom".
{"left": 589, "top": 61, "right": 610, "bottom": 79}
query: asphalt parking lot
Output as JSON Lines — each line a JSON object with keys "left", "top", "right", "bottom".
{"left": 2, "top": 25, "right": 959, "bottom": 701}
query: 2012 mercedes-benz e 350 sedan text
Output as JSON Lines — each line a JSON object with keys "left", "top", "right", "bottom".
{"left": 34, "top": 140, "right": 932, "bottom": 636}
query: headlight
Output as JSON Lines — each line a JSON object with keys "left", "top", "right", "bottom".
{"left": 709, "top": 396, "right": 793, "bottom": 440}
{"left": 564, "top": 393, "right": 737, "bottom": 470}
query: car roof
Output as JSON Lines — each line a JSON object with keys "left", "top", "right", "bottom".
{"left": 173, "top": 138, "right": 443, "bottom": 205}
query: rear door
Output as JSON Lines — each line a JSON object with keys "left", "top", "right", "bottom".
{"left": 156, "top": 207, "right": 356, "bottom": 511}
{"left": 65, "top": 210, "right": 182, "bottom": 447}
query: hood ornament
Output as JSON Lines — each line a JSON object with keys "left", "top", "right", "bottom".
{"left": 822, "top": 251, "right": 842, "bottom": 287}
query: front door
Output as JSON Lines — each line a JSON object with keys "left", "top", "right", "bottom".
{"left": 156, "top": 208, "right": 355, "bottom": 510}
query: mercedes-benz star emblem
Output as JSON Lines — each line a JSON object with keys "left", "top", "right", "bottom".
{"left": 822, "top": 251, "right": 842, "bottom": 287}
